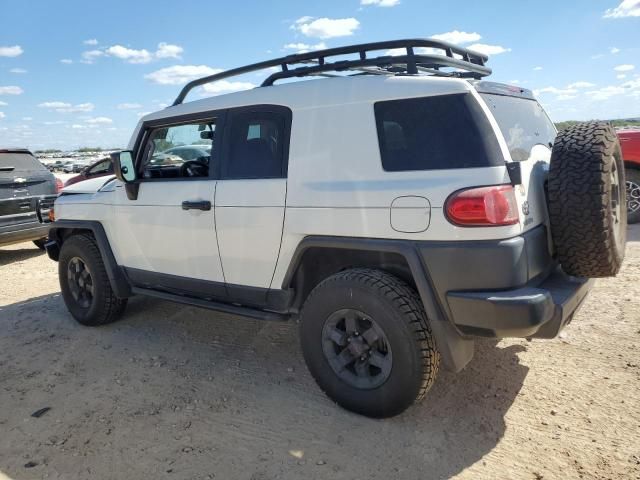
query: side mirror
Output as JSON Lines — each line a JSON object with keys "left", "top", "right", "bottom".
{"left": 110, "top": 151, "right": 139, "bottom": 200}
{"left": 111, "top": 151, "right": 137, "bottom": 183}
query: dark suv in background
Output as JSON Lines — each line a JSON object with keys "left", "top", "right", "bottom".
{"left": 0, "top": 148, "right": 60, "bottom": 249}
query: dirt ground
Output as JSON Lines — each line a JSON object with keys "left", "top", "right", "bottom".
{"left": 1, "top": 227, "right": 639, "bottom": 480}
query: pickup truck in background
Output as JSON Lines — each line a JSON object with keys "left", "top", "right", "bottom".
{"left": 619, "top": 128, "right": 640, "bottom": 224}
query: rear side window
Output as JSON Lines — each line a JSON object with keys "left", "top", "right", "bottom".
{"left": 480, "top": 93, "right": 556, "bottom": 162}
{"left": 223, "top": 106, "right": 291, "bottom": 179}
{"left": 374, "top": 94, "right": 502, "bottom": 172}
{"left": 0, "top": 152, "right": 47, "bottom": 173}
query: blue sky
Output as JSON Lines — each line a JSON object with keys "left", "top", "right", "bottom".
{"left": 0, "top": 0, "right": 639, "bottom": 150}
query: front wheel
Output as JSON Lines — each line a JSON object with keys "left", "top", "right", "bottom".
{"left": 59, "top": 234, "right": 127, "bottom": 326}
{"left": 299, "top": 268, "right": 439, "bottom": 418}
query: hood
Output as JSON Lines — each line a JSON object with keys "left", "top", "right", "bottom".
{"left": 61, "top": 174, "right": 116, "bottom": 194}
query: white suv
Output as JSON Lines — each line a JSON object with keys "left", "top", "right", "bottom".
{"left": 42, "top": 40, "right": 626, "bottom": 417}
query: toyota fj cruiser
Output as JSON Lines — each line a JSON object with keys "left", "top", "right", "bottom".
{"left": 42, "top": 40, "right": 627, "bottom": 417}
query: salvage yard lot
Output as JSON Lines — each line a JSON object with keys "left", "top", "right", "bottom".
{"left": 1, "top": 227, "right": 639, "bottom": 480}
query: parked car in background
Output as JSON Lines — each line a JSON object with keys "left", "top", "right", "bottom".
{"left": 63, "top": 162, "right": 86, "bottom": 173}
{"left": 619, "top": 128, "right": 640, "bottom": 223}
{"left": 64, "top": 157, "right": 113, "bottom": 187}
{"left": 1, "top": 148, "right": 60, "bottom": 248}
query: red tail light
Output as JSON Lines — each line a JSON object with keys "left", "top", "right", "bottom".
{"left": 446, "top": 185, "right": 519, "bottom": 226}
{"left": 55, "top": 177, "right": 63, "bottom": 193}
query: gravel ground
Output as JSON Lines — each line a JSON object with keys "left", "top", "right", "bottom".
{"left": 0, "top": 226, "right": 639, "bottom": 480}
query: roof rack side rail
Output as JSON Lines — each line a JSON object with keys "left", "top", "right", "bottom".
{"left": 172, "top": 38, "right": 491, "bottom": 106}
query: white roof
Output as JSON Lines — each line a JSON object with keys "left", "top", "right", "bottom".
{"left": 141, "top": 75, "right": 474, "bottom": 122}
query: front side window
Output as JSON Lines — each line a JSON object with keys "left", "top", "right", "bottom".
{"left": 374, "top": 94, "right": 502, "bottom": 172}
{"left": 141, "top": 120, "right": 215, "bottom": 179}
{"left": 87, "top": 159, "right": 113, "bottom": 176}
{"left": 223, "top": 107, "right": 290, "bottom": 179}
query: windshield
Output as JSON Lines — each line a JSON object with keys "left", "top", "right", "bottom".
{"left": 480, "top": 94, "right": 556, "bottom": 162}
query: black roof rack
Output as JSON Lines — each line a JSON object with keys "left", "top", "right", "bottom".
{"left": 172, "top": 38, "right": 492, "bottom": 106}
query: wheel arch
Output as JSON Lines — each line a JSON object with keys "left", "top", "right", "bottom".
{"left": 281, "top": 236, "right": 474, "bottom": 372}
{"left": 49, "top": 220, "right": 131, "bottom": 298}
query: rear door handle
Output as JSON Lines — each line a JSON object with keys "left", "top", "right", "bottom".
{"left": 181, "top": 200, "right": 211, "bottom": 211}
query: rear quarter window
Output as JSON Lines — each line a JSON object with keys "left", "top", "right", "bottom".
{"left": 374, "top": 93, "right": 502, "bottom": 172}
{"left": 480, "top": 93, "right": 556, "bottom": 162}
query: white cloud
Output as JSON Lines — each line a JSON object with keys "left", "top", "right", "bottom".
{"left": 360, "top": 0, "right": 400, "bottom": 6}
{"left": 202, "top": 80, "right": 256, "bottom": 95}
{"left": 117, "top": 103, "right": 143, "bottom": 110}
{"left": 610, "top": 47, "right": 621, "bottom": 54}
{"left": 0, "top": 45, "right": 23, "bottom": 57}
{"left": 585, "top": 85, "right": 627, "bottom": 100}
{"left": 105, "top": 45, "right": 153, "bottom": 64}
{"left": 614, "top": 64, "right": 635, "bottom": 71}
{"left": 86, "top": 116, "right": 113, "bottom": 124}
{"left": 617, "top": 74, "right": 627, "bottom": 79}
{"left": 155, "top": 42, "right": 183, "bottom": 59}
{"left": 9, "top": 68, "right": 27, "bottom": 74}
{"left": 43, "top": 120, "right": 67, "bottom": 125}
{"left": 145, "top": 65, "right": 219, "bottom": 85}
{"left": 0, "top": 86, "right": 23, "bottom": 95}
{"left": 0, "top": 112, "right": 5, "bottom": 119}
{"left": 137, "top": 112, "right": 151, "bottom": 117}
{"left": 535, "top": 86, "right": 579, "bottom": 96}
{"left": 81, "top": 49, "right": 104, "bottom": 64}
{"left": 22, "top": 117, "right": 32, "bottom": 121}
{"left": 533, "top": 66, "right": 543, "bottom": 71}
{"left": 431, "top": 30, "right": 481, "bottom": 45}
{"left": 84, "top": 39, "right": 98, "bottom": 45}
{"left": 467, "top": 43, "right": 511, "bottom": 55}
{"left": 38, "top": 101, "right": 94, "bottom": 113}
{"left": 0, "top": 101, "right": 7, "bottom": 106}
{"left": 603, "top": 0, "right": 640, "bottom": 18}
{"left": 292, "top": 17, "right": 360, "bottom": 39}
{"left": 283, "top": 42, "right": 327, "bottom": 52}
{"left": 71, "top": 124, "right": 86, "bottom": 129}
{"left": 60, "top": 59, "right": 73, "bottom": 64}
{"left": 567, "top": 81, "right": 596, "bottom": 89}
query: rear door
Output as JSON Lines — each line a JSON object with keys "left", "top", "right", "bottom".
{"left": 215, "top": 105, "right": 291, "bottom": 298}
{"left": 478, "top": 88, "right": 557, "bottom": 232}
{"left": 0, "top": 151, "right": 56, "bottom": 229}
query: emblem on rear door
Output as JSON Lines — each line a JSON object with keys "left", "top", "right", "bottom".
{"left": 522, "top": 201, "right": 530, "bottom": 215}
{"left": 14, "top": 177, "right": 26, "bottom": 183}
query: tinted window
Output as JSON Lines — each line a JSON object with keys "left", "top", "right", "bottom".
{"left": 480, "top": 93, "right": 556, "bottom": 162}
{"left": 140, "top": 120, "right": 215, "bottom": 179}
{"left": 375, "top": 94, "right": 502, "bottom": 172}
{"left": 224, "top": 108, "right": 290, "bottom": 179}
{"left": 0, "top": 152, "right": 47, "bottom": 174}
{"left": 87, "top": 159, "right": 113, "bottom": 175}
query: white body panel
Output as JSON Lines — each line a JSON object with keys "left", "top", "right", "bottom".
{"left": 215, "top": 179, "right": 286, "bottom": 288}
{"left": 55, "top": 74, "right": 551, "bottom": 294}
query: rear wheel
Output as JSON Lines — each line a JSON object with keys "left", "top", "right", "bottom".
{"left": 626, "top": 168, "right": 640, "bottom": 224}
{"left": 59, "top": 234, "right": 127, "bottom": 326}
{"left": 548, "top": 122, "right": 626, "bottom": 277}
{"left": 299, "top": 268, "right": 439, "bottom": 418}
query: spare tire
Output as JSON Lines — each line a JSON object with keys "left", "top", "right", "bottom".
{"left": 548, "top": 121, "right": 626, "bottom": 278}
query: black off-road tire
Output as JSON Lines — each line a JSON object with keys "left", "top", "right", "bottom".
{"left": 59, "top": 234, "right": 127, "bottom": 326}
{"left": 625, "top": 168, "right": 640, "bottom": 224}
{"left": 548, "top": 122, "right": 626, "bottom": 277}
{"left": 299, "top": 268, "right": 440, "bottom": 418}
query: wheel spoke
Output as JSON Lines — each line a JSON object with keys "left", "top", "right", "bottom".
{"left": 327, "top": 327, "right": 347, "bottom": 347}
{"left": 369, "top": 351, "right": 387, "bottom": 369}
{"left": 360, "top": 327, "right": 379, "bottom": 345}
{"left": 336, "top": 348, "right": 355, "bottom": 370}
{"left": 354, "top": 360, "right": 370, "bottom": 378}
{"left": 344, "top": 311, "right": 358, "bottom": 334}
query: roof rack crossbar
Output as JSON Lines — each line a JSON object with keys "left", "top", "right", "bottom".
{"left": 172, "top": 38, "right": 491, "bottom": 106}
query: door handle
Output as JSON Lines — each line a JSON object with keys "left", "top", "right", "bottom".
{"left": 181, "top": 200, "right": 211, "bottom": 211}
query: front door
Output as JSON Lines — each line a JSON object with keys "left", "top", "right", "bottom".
{"left": 110, "top": 116, "right": 226, "bottom": 296}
